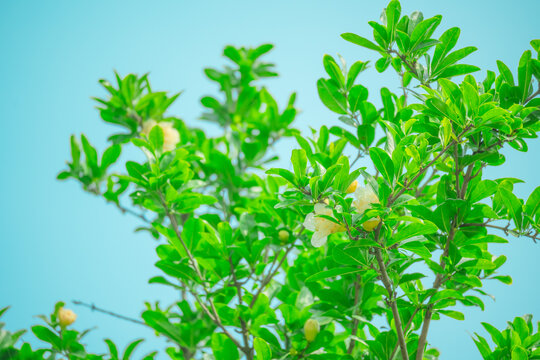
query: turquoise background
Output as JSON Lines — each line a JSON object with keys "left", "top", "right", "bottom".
{"left": 1, "top": 0, "right": 538, "bottom": 358}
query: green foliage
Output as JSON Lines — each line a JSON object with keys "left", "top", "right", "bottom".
{"left": 3, "top": 1, "right": 539, "bottom": 359}
{"left": 473, "top": 315, "right": 540, "bottom": 359}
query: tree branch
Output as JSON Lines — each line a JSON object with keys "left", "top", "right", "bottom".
{"left": 374, "top": 247, "right": 409, "bottom": 360}
{"left": 158, "top": 193, "right": 247, "bottom": 354}
{"left": 72, "top": 300, "right": 146, "bottom": 326}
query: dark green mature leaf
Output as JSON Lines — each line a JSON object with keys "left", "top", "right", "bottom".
{"left": 369, "top": 147, "right": 394, "bottom": 183}
{"left": 305, "top": 267, "right": 363, "bottom": 282}
{"left": 31, "top": 326, "right": 61, "bottom": 349}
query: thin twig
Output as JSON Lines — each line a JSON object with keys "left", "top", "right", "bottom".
{"left": 72, "top": 300, "right": 146, "bottom": 326}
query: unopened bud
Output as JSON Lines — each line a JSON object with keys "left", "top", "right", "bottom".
{"left": 346, "top": 180, "right": 358, "bottom": 194}
{"left": 362, "top": 217, "right": 381, "bottom": 232}
{"left": 304, "top": 319, "right": 320, "bottom": 342}
{"left": 58, "top": 308, "right": 77, "bottom": 327}
{"left": 278, "top": 230, "right": 289, "bottom": 243}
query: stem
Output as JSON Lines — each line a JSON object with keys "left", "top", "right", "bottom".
{"left": 158, "top": 194, "right": 247, "bottom": 354}
{"left": 72, "top": 300, "right": 146, "bottom": 326}
{"left": 390, "top": 307, "right": 420, "bottom": 359}
{"left": 249, "top": 244, "right": 296, "bottom": 308}
{"left": 416, "top": 162, "right": 473, "bottom": 359}
{"left": 347, "top": 274, "right": 362, "bottom": 354}
{"left": 461, "top": 223, "right": 539, "bottom": 243}
{"left": 374, "top": 248, "right": 409, "bottom": 360}
{"left": 229, "top": 256, "right": 253, "bottom": 360}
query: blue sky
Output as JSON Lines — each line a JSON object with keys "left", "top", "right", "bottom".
{"left": 0, "top": 0, "right": 539, "bottom": 358}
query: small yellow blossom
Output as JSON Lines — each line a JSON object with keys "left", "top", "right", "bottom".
{"left": 346, "top": 180, "right": 358, "bottom": 194}
{"left": 58, "top": 308, "right": 77, "bottom": 327}
{"left": 141, "top": 119, "right": 180, "bottom": 152}
{"left": 303, "top": 203, "right": 345, "bottom": 247}
{"left": 304, "top": 319, "right": 320, "bottom": 342}
{"left": 353, "top": 185, "right": 381, "bottom": 232}
{"left": 278, "top": 230, "right": 289, "bottom": 243}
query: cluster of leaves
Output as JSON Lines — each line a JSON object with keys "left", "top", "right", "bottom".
{"left": 0, "top": 305, "right": 153, "bottom": 360}
{"left": 2, "top": 1, "right": 539, "bottom": 359}
{"left": 474, "top": 315, "right": 540, "bottom": 359}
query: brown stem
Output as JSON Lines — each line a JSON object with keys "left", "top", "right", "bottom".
{"left": 374, "top": 248, "right": 409, "bottom": 360}
{"left": 249, "top": 244, "right": 295, "bottom": 308}
{"left": 229, "top": 256, "right": 253, "bottom": 360}
{"left": 72, "top": 300, "right": 146, "bottom": 326}
{"left": 158, "top": 194, "right": 247, "bottom": 354}
{"left": 347, "top": 274, "right": 362, "bottom": 354}
{"left": 390, "top": 307, "right": 420, "bottom": 359}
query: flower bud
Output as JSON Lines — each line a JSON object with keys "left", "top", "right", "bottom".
{"left": 362, "top": 217, "right": 381, "bottom": 232}
{"left": 278, "top": 230, "right": 289, "bottom": 243}
{"left": 58, "top": 308, "right": 77, "bottom": 327}
{"left": 346, "top": 180, "right": 358, "bottom": 194}
{"left": 304, "top": 319, "right": 320, "bottom": 342}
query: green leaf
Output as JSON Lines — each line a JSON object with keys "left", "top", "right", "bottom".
{"left": 305, "top": 267, "right": 363, "bottom": 282}
{"left": 291, "top": 149, "right": 307, "bottom": 179}
{"left": 432, "top": 27, "right": 460, "bottom": 70}
{"left": 101, "top": 145, "right": 122, "bottom": 171}
{"left": 437, "top": 64, "right": 480, "bottom": 79}
{"left": 470, "top": 180, "right": 498, "bottom": 203}
{"left": 391, "top": 221, "right": 438, "bottom": 244}
{"left": 369, "top": 147, "right": 394, "bottom": 184}
{"left": 70, "top": 135, "right": 81, "bottom": 168}
{"left": 31, "top": 326, "right": 61, "bottom": 349}
{"left": 511, "top": 346, "right": 528, "bottom": 360}
{"left": 518, "top": 50, "right": 533, "bottom": 103}
{"left": 323, "top": 55, "right": 345, "bottom": 87}
{"left": 526, "top": 186, "right": 540, "bottom": 218}
{"left": 266, "top": 168, "right": 297, "bottom": 187}
{"left": 398, "top": 272, "right": 426, "bottom": 284}
{"left": 385, "top": 0, "right": 401, "bottom": 41}
{"left": 400, "top": 241, "right": 431, "bottom": 258}
{"left": 317, "top": 79, "right": 348, "bottom": 114}
{"left": 438, "top": 310, "right": 465, "bottom": 320}
{"left": 497, "top": 60, "right": 515, "bottom": 86}
{"left": 211, "top": 333, "right": 239, "bottom": 360}
{"left": 499, "top": 187, "right": 523, "bottom": 229}
{"left": 436, "top": 46, "right": 478, "bottom": 73}
{"left": 348, "top": 85, "right": 368, "bottom": 112}
{"left": 123, "top": 339, "right": 144, "bottom": 360}
{"left": 346, "top": 61, "right": 368, "bottom": 89}
{"left": 492, "top": 275, "right": 512, "bottom": 285}
{"left": 149, "top": 124, "right": 164, "bottom": 150}
{"left": 254, "top": 337, "right": 272, "bottom": 360}
{"left": 341, "top": 33, "right": 384, "bottom": 52}
{"left": 81, "top": 134, "right": 99, "bottom": 177}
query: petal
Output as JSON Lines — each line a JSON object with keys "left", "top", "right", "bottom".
{"left": 303, "top": 212, "right": 316, "bottom": 231}
{"left": 311, "top": 231, "right": 328, "bottom": 247}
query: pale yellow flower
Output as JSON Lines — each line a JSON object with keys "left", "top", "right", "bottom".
{"left": 353, "top": 185, "right": 381, "bottom": 232}
{"left": 141, "top": 120, "right": 180, "bottom": 152}
{"left": 303, "top": 203, "right": 345, "bottom": 247}
{"left": 58, "top": 308, "right": 77, "bottom": 327}
{"left": 304, "top": 319, "right": 320, "bottom": 342}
